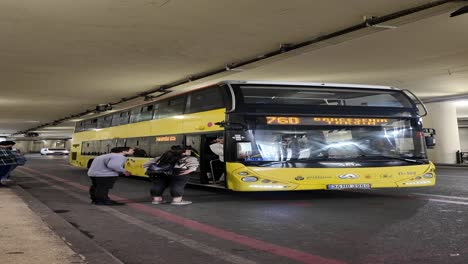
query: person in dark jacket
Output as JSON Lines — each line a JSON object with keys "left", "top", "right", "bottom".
{"left": 144, "top": 146, "right": 199, "bottom": 205}
{"left": 87, "top": 147, "right": 134, "bottom": 205}
{"left": 0, "top": 141, "right": 18, "bottom": 186}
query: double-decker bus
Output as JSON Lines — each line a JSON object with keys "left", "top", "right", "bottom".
{"left": 70, "top": 81, "right": 436, "bottom": 191}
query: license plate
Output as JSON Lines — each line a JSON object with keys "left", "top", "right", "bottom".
{"left": 327, "top": 184, "right": 371, "bottom": 190}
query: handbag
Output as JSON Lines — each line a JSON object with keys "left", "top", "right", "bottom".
{"left": 145, "top": 162, "right": 173, "bottom": 177}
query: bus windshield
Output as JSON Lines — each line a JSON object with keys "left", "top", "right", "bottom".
{"left": 236, "top": 119, "right": 427, "bottom": 163}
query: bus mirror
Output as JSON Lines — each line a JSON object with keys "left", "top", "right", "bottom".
{"left": 214, "top": 121, "right": 226, "bottom": 127}
{"left": 425, "top": 136, "right": 436, "bottom": 148}
{"left": 423, "top": 128, "right": 436, "bottom": 148}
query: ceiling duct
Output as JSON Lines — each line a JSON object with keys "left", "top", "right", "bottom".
{"left": 450, "top": 5, "right": 468, "bottom": 17}
{"left": 25, "top": 132, "right": 40, "bottom": 138}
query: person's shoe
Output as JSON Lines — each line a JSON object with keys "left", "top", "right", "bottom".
{"left": 108, "top": 200, "right": 125, "bottom": 205}
{"left": 94, "top": 200, "right": 124, "bottom": 206}
{"left": 171, "top": 200, "right": 192, "bottom": 205}
{"left": 0, "top": 179, "right": 14, "bottom": 185}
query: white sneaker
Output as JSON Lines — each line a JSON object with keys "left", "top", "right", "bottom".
{"left": 171, "top": 200, "right": 192, "bottom": 205}
{"left": 0, "top": 179, "right": 14, "bottom": 185}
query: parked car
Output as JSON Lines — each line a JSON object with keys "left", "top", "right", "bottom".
{"left": 40, "top": 148, "right": 69, "bottom": 155}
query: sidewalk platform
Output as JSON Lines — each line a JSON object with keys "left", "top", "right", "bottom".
{"left": 0, "top": 185, "right": 123, "bottom": 264}
{"left": 0, "top": 186, "right": 85, "bottom": 264}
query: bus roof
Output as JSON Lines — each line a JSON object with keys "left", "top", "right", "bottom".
{"left": 220, "top": 80, "right": 399, "bottom": 90}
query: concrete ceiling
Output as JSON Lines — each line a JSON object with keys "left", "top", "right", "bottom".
{"left": 1, "top": 0, "right": 468, "bottom": 139}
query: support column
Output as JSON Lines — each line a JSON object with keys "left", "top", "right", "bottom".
{"left": 422, "top": 101, "right": 460, "bottom": 164}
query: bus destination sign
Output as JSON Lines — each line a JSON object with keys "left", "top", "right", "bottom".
{"left": 155, "top": 135, "right": 177, "bottom": 142}
{"left": 266, "top": 116, "right": 391, "bottom": 126}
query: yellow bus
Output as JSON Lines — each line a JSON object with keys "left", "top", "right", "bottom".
{"left": 70, "top": 81, "right": 436, "bottom": 191}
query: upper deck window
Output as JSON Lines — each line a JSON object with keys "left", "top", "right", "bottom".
{"left": 238, "top": 85, "right": 413, "bottom": 108}
{"left": 155, "top": 96, "right": 186, "bottom": 119}
{"left": 186, "top": 87, "right": 224, "bottom": 114}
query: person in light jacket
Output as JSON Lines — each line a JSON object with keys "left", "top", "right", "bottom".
{"left": 87, "top": 147, "right": 134, "bottom": 205}
{"left": 144, "top": 146, "right": 199, "bottom": 205}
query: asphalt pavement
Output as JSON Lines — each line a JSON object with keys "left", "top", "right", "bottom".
{"left": 8, "top": 155, "right": 468, "bottom": 264}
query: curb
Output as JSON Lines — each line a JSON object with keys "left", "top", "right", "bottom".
{"left": 11, "top": 185, "right": 124, "bottom": 264}
{"left": 435, "top": 164, "right": 468, "bottom": 167}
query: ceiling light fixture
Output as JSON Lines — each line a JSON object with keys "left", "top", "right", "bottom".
{"left": 95, "top": 103, "right": 112, "bottom": 112}
{"left": 455, "top": 100, "right": 468, "bottom": 106}
{"left": 144, "top": 95, "right": 157, "bottom": 101}
{"left": 363, "top": 15, "right": 397, "bottom": 29}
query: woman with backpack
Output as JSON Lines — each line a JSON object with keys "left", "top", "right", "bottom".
{"left": 143, "top": 145, "right": 199, "bottom": 205}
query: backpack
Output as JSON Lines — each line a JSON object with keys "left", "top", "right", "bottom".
{"left": 145, "top": 159, "right": 174, "bottom": 177}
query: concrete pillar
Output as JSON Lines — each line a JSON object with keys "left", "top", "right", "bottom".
{"left": 422, "top": 102, "right": 460, "bottom": 164}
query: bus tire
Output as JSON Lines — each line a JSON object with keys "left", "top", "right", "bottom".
{"left": 87, "top": 159, "right": 94, "bottom": 169}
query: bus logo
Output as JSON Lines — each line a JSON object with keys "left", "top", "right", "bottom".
{"left": 295, "top": 176, "right": 304, "bottom": 181}
{"left": 338, "top": 174, "right": 359, "bottom": 179}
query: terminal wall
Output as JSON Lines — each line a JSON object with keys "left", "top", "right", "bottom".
{"left": 8, "top": 139, "right": 71, "bottom": 153}
{"left": 423, "top": 102, "right": 460, "bottom": 164}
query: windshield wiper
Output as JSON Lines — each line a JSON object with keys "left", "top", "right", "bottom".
{"left": 257, "top": 161, "right": 298, "bottom": 167}
{"left": 358, "top": 155, "right": 426, "bottom": 164}
{"left": 255, "top": 158, "right": 330, "bottom": 167}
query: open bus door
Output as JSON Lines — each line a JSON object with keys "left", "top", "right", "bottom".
{"left": 186, "top": 134, "right": 224, "bottom": 185}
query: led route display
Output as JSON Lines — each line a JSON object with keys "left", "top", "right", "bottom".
{"left": 266, "top": 116, "right": 391, "bottom": 126}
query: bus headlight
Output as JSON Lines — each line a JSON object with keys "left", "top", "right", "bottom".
{"left": 423, "top": 173, "right": 434, "bottom": 178}
{"left": 241, "top": 176, "right": 258, "bottom": 182}
{"left": 238, "top": 171, "right": 249, "bottom": 176}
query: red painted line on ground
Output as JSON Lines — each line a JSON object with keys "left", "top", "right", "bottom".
{"left": 20, "top": 166, "right": 346, "bottom": 264}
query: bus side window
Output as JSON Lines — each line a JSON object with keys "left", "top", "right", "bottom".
{"left": 111, "top": 113, "right": 121, "bottom": 126}
{"left": 83, "top": 119, "right": 97, "bottom": 130}
{"left": 140, "top": 105, "right": 154, "bottom": 122}
{"left": 130, "top": 108, "right": 141, "bottom": 123}
{"left": 126, "top": 137, "right": 150, "bottom": 157}
{"left": 99, "top": 139, "right": 114, "bottom": 154}
{"left": 158, "top": 97, "right": 186, "bottom": 119}
{"left": 97, "top": 115, "right": 112, "bottom": 128}
{"left": 116, "top": 112, "right": 130, "bottom": 126}
{"left": 75, "top": 121, "right": 84, "bottom": 132}
{"left": 152, "top": 103, "right": 160, "bottom": 120}
{"left": 186, "top": 87, "right": 224, "bottom": 114}
{"left": 153, "top": 100, "right": 167, "bottom": 120}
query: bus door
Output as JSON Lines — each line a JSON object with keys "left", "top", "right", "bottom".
{"left": 185, "top": 135, "right": 205, "bottom": 183}
{"left": 204, "top": 134, "right": 225, "bottom": 184}
{"left": 186, "top": 134, "right": 221, "bottom": 184}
